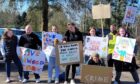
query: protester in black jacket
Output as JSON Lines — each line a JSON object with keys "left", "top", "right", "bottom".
{"left": 64, "top": 25, "right": 83, "bottom": 42}
{"left": 19, "top": 29, "right": 41, "bottom": 49}
{"left": 63, "top": 23, "right": 83, "bottom": 84}
{"left": 113, "top": 27, "right": 140, "bottom": 84}
{"left": 19, "top": 25, "right": 41, "bottom": 83}
{"left": 1, "top": 29, "right": 23, "bottom": 83}
{"left": 88, "top": 53, "right": 104, "bottom": 66}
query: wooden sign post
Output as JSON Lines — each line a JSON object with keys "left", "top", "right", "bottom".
{"left": 92, "top": 4, "right": 111, "bottom": 37}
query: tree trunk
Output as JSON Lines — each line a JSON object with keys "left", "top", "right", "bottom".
{"left": 42, "top": 0, "right": 48, "bottom": 31}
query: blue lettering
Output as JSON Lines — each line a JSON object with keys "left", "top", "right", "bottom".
{"left": 40, "top": 61, "right": 45, "bottom": 65}
{"left": 31, "top": 50, "right": 35, "bottom": 56}
{"left": 32, "top": 60, "right": 36, "bottom": 64}
{"left": 27, "top": 59, "right": 32, "bottom": 63}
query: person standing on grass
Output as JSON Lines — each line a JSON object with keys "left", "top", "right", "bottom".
{"left": 19, "top": 25, "right": 41, "bottom": 83}
{"left": 1, "top": 29, "right": 23, "bottom": 83}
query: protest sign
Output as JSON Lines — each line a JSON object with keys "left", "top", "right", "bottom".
{"left": 112, "top": 36, "right": 136, "bottom": 63}
{"left": 18, "top": 47, "right": 46, "bottom": 74}
{"left": 123, "top": 6, "right": 137, "bottom": 24}
{"left": 81, "top": 64, "right": 113, "bottom": 84}
{"left": 92, "top": 4, "right": 111, "bottom": 19}
{"left": 84, "top": 36, "right": 108, "bottom": 58}
{"left": 92, "top": 4, "right": 111, "bottom": 36}
{"left": 42, "top": 32, "right": 63, "bottom": 57}
{"left": 56, "top": 41, "right": 83, "bottom": 65}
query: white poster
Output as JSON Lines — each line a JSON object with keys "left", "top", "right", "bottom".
{"left": 18, "top": 47, "right": 46, "bottom": 74}
{"left": 112, "top": 36, "right": 136, "bottom": 63}
{"left": 84, "top": 36, "right": 108, "bottom": 58}
{"left": 42, "top": 32, "right": 63, "bottom": 58}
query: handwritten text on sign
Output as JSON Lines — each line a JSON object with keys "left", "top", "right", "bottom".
{"left": 85, "top": 75, "right": 110, "bottom": 83}
{"left": 58, "top": 43, "right": 80, "bottom": 64}
{"left": 42, "top": 32, "right": 63, "bottom": 58}
{"left": 81, "top": 65, "right": 112, "bottom": 84}
{"left": 18, "top": 47, "right": 46, "bottom": 74}
{"left": 42, "top": 32, "right": 62, "bottom": 49}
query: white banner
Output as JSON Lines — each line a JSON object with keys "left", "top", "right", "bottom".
{"left": 18, "top": 47, "right": 46, "bottom": 74}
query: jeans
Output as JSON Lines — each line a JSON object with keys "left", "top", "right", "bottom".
{"left": 48, "top": 56, "right": 60, "bottom": 80}
{"left": 5, "top": 56, "right": 23, "bottom": 78}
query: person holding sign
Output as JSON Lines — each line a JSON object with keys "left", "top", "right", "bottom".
{"left": 47, "top": 25, "right": 60, "bottom": 84}
{"left": 63, "top": 23, "right": 83, "bottom": 84}
{"left": 19, "top": 25, "right": 42, "bottom": 83}
{"left": 1, "top": 29, "right": 23, "bottom": 83}
{"left": 113, "top": 27, "right": 140, "bottom": 84}
{"left": 84, "top": 27, "right": 97, "bottom": 63}
{"left": 88, "top": 26, "right": 97, "bottom": 36}
{"left": 107, "top": 24, "right": 117, "bottom": 67}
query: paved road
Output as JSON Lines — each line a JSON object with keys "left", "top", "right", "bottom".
{"left": 0, "top": 61, "right": 140, "bottom": 84}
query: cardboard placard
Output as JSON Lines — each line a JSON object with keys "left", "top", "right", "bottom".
{"left": 56, "top": 41, "right": 83, "bottom": 65}
{"left": 112, "top": 36, "right": 136, "bottom": 63}
{"left": 81, "top": 64, "right": 113, "bottom": 84}
{"left": 92, "top": 4, "right": 111, "bottom": 19}
{"left": 84, "top": 36, "right": 108, "bottom": 58}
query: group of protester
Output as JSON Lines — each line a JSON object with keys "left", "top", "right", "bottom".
{"left": 1, "top": 23, "right": 140, "bottom": 84}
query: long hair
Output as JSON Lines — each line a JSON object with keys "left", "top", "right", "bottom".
{"left": 88, "top": 26, "right": 97, "bottom": 36}
{"left": 2, "top": 28, "right": 13, "bottom": 40}
{"left": 117, "top": 27, "right": 126, "bottom": 36}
